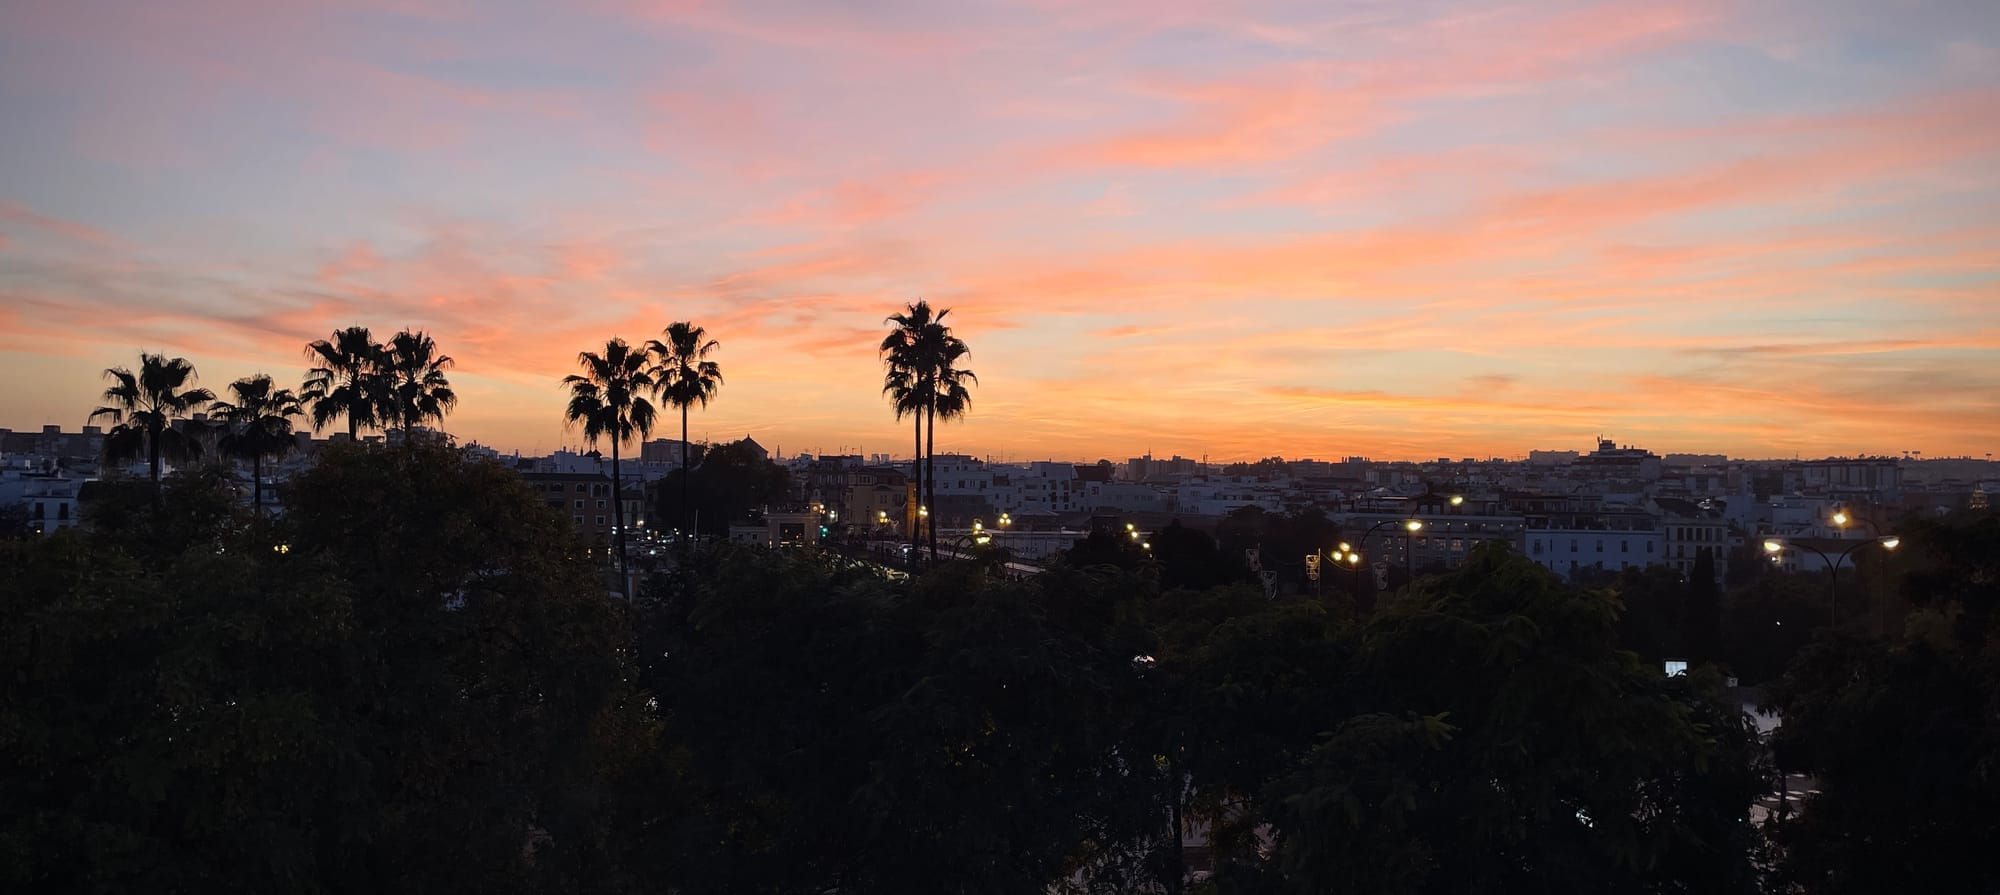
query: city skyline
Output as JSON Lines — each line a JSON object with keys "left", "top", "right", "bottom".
{"left": 4, "top": 0, "right": 1999, "bottom": 460}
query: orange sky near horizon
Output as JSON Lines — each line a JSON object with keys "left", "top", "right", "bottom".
{"left": 1, "top": 0, "right": 1996, "bottom": 462}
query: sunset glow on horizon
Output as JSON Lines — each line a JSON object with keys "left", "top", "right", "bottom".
{"left": 2, "top": 0, "right": 1996, "bottom": 461}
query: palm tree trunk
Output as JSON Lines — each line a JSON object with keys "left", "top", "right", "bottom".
{"left": 911, "top": 415, "right": 923, "bottom": 570}
{"left": 612, "top": 435, "right": 627, "bottom": 592}
{"left": 253, "top": 453, "right": 263, "bottom": 516}
{"left": 148, "top": 428, "right": 161, "bottom": 485}
{"left": 926, "top": 399, "right": 937, "bottom": 566}
{"left": 347, "top": 412, "right": 358, "bottom": 443}
{"left": 681, "top": 405, "right": 691, "bottom": 540}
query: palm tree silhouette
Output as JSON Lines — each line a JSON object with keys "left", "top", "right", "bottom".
{"left": 881, "top": 301, "right": 941, "bottom": 564}
{"left": 564, "top": 338, "right": 657, "bottom": 589}
{"left": 90, "top": 353, "right": 216, "bottom": 488}
{"left": 647, "top": 322, "right": 722, "bottom": 540}
{"left": 302, "top": 326, "right": 386, "bottom": 442}
{"left": 926, "top": 337, "right": 976, "bottom": 563}
{"left": 210, "top": 374, "right": 305, "bottom": 515}
{"left": 380, "top": 330, "right": 457, "bottom": 441}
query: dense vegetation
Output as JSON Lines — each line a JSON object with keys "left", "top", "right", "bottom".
{"left": 4, "top": 443, "right": 1995, "bottom": 893}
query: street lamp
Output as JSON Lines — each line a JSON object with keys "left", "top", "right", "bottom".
{"left": 1764, "top": 535, "right": 1900, "bottom": 627}
{"left": 998, "top": 512, "right": 1012, "bottom": 528}
{"left": 1356, "top": 518, "right": 1426, "bottom": 586}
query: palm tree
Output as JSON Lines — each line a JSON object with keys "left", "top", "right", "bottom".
{"left": 926, "top": 337, "right": 976, "bottom": 564}
{"left": 881, "top": 301, "right": 942, "bottom": 564}
{"left": 90, "top": 353, "right": 216, "bottom": 487}
{"left": 564, "top": 338, "right": 657, "bottom": 589}
{"left": 302, "top": 326, "right": 386, "bottom": 441}
{"left": 647, "top": 322, "right": 722, "bottom": 540}
{"left": 210, "top": 374, "right": 304, "bottom": 515}
{"left": 380, "top": 329, "right": 457, "bottom": 441}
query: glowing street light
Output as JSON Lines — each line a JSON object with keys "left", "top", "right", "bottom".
{"left": 998, "top": 512, "right": 1012, "bottom": 527}
{"left": 1763, "top": 534, "right": 1902, "bottom": 626}
{"left": 1449, "top": 495, "right": 1465, "bottom": 507}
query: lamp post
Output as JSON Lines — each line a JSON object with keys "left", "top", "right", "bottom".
{"left": 1763, "top": 535, "right": 1900, "bottom": 627}
{"left": 1312, "top": 541, "right": 1368, "bottom": 604}
{"left": 1357, "top": 518, "right": 1425, "bottom": 586}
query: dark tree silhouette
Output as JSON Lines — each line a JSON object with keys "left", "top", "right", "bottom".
{"left": 564, "top": 338, "right": 656, "bottom": 589}
{"left": 379, "top": 330, "right": 456, "bottom": 439}
{"left": 647, "top": 321, "right": 721, "bottom": 540}
{"left": 210, "top": 374, "right": 305, "bottom": 515}
{"left": 881, "top": 300, "right": 973, "bottom": 567}
{"left": 302, "top": 326, "right": 386, "bottom": 441}
{"left": 881, "top": 301, "right": 938, "bottom": 566}
{"left": 89, "top": 352, "right": 216, "bottom": 487}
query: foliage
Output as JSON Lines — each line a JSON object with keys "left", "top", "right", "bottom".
{"left": 880, "top": 301, "right": 975, "bottom": 566}
{"left": 1149, "top": 519, "right": 1241, "bottom": 590}
{"left": 0, "top": 444, "right": 647, "bottom": 894}
{"left": 302, "top": 326, "right": 386, "bottom": 440}
{"left": 209, "top": 373, "right": 306, "bottom": 513}
{"left": 1766, "top": 515, "right": 2000, "bottom": 894}
{"left": 89, "top": 353, "right": 216, "bottom": 485}
{"left": 1213, "top": 507, "right": 1341, "bottom": 593}
{"left": 1267, "top": 544, "right": 1764, "bottom": 895}
{"left": 379, "top": 330, "right": 457, "bottom": 437}
{"left": 647, "top": 321, "right": 722, "bottom": 535}
{"left": 564, "top": 338, "right": 657, "bottom": 581}
{"left": 650, "top": 439, "right": 792, "bottom": 538}
{"left": 630, "top": 548, "right": 1160, "bottom": 893}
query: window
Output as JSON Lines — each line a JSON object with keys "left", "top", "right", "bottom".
{"left": 1596, "top": 540, "right": 1604, "bottom": 553}
{"left": 1646, "top": 541, "right": 1654, "bottom": 554}
{"left": 574, "top": 499, "right": 585, "bottom": 509}
{"left": 1532, "top": 539, "right": 1543, "bottom": 556}
{"left": 58, "top": 503, "right": 69, "bottom": 520}
{"left": 1621, "top": 540, "right": 1629, "bottom": 553}
{"left": 596, "top": 500, "right": 606, "bottom": 509}
{"left": 1569, "top": 560, "right": 1578, "bottom": 572}
{"left": 574, "top": 515, "right": 584, "bottom": 526}
{"left": 1570, "top": 539, "right": 1578, "bottom": 552}
{"left": 596, "top": 516, "right": 606, "bottom": 526}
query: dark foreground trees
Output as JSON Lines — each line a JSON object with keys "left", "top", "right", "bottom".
{"left": 0, "top": 443, "right": 647, "bottom": 894}
{"left": 17, "top": 446, "right": 1990, "bottom": 893}
{"left": 1765, "top": 515, "right": 2000, "bottom": 895}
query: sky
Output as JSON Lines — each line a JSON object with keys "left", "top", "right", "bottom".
{"left": 1, "top": 0, "right": 1997, "bottom": 462}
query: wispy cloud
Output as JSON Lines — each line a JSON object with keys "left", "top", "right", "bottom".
{"left": 0, "top": 0, "right": 1995, "bottom": 458}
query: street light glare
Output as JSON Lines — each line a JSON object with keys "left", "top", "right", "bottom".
{"left": 1405, "top": 519, "right": 1423, "bottom": 532}
{"left": 1881, "top": 536, "right": 1901, "bottom": 550}
{"left": 1763, "top": 539, "right": 1784, "bottom": 553}
{"left": 1450, "top": 495, "right": 1464, "bottom": 506}
{"left": 1832, "top": 511, "right": 1849, "bottom": 526}
{"left": 1338, "top": 542, "right": 1351, "bottom": 553}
